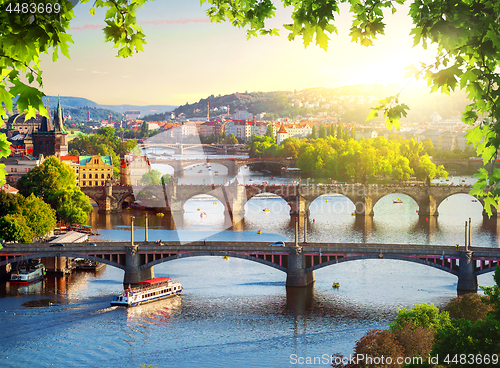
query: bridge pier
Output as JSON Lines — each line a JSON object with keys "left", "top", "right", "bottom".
{"left": 226, "top": 161, "right": 239, "bottom": 176}
{"left": 169, "top": 210, "right": 184, "bottom": 230}
{"left": 352, "top": 196, "right": 374, "bottom": 216}
{"left": 123, "top": 245, "right": 154, "bottom": 286}
{"left": 457, "top": 250, "right": 478, "bottom": 295}
{"left": 418, "top": 195, "right": 439, "bottom": 217}
{"left": 288, "top": 196, "right": 307, "bottom": 216}
{"left": 286, "top": 247, "right": 315, "bottom": 287}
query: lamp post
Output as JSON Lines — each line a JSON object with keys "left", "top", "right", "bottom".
{"left": 145, "top": 213, "right": 148, "bottom": 242}
{"left": 131, "top": 216, "right": 135, "bottom": 246}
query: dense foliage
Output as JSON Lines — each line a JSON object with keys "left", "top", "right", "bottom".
{"left": 16, "top": 156, "right": 92, "bottom": 224}
{"left": 139, "top": 169, "right": 171, "bottom": 185}
{"left": 248, "top": 134, "right": 447, "bottom": 183}
{"left": 0, "top": 191, "right": 56, "bottom": 242}
{"left": 0, "top": 133, "right": 10, "bottom": 185}
{"left": 64, "top": 107, "right": 122, "bottom": 123}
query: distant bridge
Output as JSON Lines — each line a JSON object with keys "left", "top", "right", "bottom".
{"left": 149, "top": 157, "right": 296, "bottom": 176}
{"left": 1, "top": 241, "right": 499, "bottom": 293}
{"left": 143, "top": 143, "right": 246, "bottom": 154}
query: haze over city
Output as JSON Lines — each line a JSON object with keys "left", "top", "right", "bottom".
{"left": 39, "top": 0, "right": 436, "bottom": 106}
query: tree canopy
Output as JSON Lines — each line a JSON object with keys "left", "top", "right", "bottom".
{"left": 16, "top": 156, "right": 92, "bottom": 224}
{"left": 0, "top": 191, "right": 56, "bottom": 242}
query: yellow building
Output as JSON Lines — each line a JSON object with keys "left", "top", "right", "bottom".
{"left": 79, "top": 155, "right": 113, "bottom": 187}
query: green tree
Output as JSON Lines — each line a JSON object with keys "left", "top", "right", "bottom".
{"left": 0, "top": 134, "right": 10, "bottom": 185}
{"left": 161, "top": 174, "right": 172, "bottom": 185}
{"left": 0, "top": 214, "right": 34, "bottom": 243}
{"left": 444, "top": 293, "right": 493, "bottom": 323}
{"left": 265, "top": 124, "right": 274, "bottom": 138}
{"left": 20, "top": 194, "right": 57, "bottom": 239}
{"left": 318, "top": 124, "right": 326, "bottom": 139}
{"left": 350, "top": 126, "right": 356, "bottom": 140}
{"left": 140, "top": 169, "right": 163, "bottom": 185}
{"left": 0, "top": 191, "right": 24, "bottom": 217}
{"left": 310, "top": 125, "right": 317, "bottom": 139}
{"left": 336, "top": 125, "right": 343, "bottom": 141}
{"left": 390, "top": 303, "right": 451, "bottom": 332}
{"left": 16, "top": 156, "right": 92, "bottom": 224}
{"left": 223, "top": 133, "right": 238, "bottom": 145}
{"left": 481, "top": 266, "right": 500, "bottom": 321}
{"left": 140, "top": 121, "right": 149, "bottom": 138}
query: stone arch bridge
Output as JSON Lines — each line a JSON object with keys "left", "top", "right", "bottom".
{"left": 1, "top": 242, "right": 499, "bottom": 294}
{"left": 81, "top": 183, "right": 494, "bottom": 223}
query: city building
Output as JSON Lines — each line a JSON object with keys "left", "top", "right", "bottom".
{"left": 0, "top": 154, "right": 44, "bottom": 183}
{"left": 125, "top": 110, "right": 141, "bottom": 120}
{"left": 276, "top": 125, "right": 288, "bottom": 146}
{"left": 5, "top": 98, "right": 68, "bottom": 158}
{"left": 120, "top": 155, "right": 151, "bottom": 185}
{"left": 79, "top": 155, "right": 113, "bottom": 187}
{"left": 0, "top": 183, "right": 19, "bottom": 194}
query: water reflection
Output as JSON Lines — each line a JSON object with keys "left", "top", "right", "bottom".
{"left": 125, "top": 295, "right": 182, "bottom": 327}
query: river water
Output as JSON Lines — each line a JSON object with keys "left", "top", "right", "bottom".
{"left": 1, "top": 170, "right": 498, "bottom": 368}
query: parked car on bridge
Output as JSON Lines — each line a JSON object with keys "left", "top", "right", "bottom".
{"left": 269, "top": 241, "right": 285, "bottom": 247}
{"left": 85, "top": 243, "right": 97, "bottom": 247}
{"left": 49, "top": 243, "right": 65, "bottom": 247}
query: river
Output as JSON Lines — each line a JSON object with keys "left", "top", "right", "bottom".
{"left": 0, "top": 169, "right": 498, "bottom": 368}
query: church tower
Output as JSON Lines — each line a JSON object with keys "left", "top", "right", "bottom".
{"left": 32, "top": 96, "right": 68, "bottom": 158}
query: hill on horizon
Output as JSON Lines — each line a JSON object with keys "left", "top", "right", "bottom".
{"left": 35, "top": 96, "right": 178, "bottom": 116}
{"left": 173, "top": 84, "right": 470, "bottom": 123}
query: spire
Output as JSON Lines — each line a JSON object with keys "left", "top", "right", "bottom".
{"left": 53, "top": 95, "right": 65, "bottom": 132}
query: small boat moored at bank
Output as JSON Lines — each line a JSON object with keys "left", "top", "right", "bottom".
{"left": 10, "top": 260, "right": 46, "bottom": 284}
{"left": 111, "top": 277, "right": 182, "bottom": 307}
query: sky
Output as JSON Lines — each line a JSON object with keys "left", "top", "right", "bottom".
{"left": 39, "top": 0, "right": 437, "bottom": 106}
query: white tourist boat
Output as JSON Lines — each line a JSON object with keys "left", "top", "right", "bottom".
{"left": 10, "top": 260, "right": 46, "bottom": 284}
{"left": 111, "top": 277, "right": 182, "bottom": 307}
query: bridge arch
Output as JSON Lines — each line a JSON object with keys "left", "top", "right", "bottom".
{"left": 371, "top": 192, "right": 420, "bottom": 211}
{"left": 0, "top": 253, "right": 125, "bottom": 270}
{"left": 307, "top": 193, "right": 356, "bottom": 216}
{"left": 140, "top": 251, "right": 288, "bottom": 273}
{"left": 180, "top": 192, "right": 228, "bottom": 213}
{"left": 305, "top": 254, "right": 459, "bottom": 276}
{"left": 436, "top": 192, "right": 482, "bottom": 212}
{"left": 244, "top": 192, "right": 291, "bottom": 217}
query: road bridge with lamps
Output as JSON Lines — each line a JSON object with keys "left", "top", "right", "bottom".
{"left": 1, "top": 241, "right": 499, "bottom": 294}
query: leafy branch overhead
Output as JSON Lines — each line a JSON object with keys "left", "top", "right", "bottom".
{"left": 0, "top": 0, "right": 149, "bottom": 123}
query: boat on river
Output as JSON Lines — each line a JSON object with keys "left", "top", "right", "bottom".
{"left": 393, "top": 198, "right": 403, "bottom": 204}
{"left": 10, "top": 260, "right": 46, "bottom": 284}
{"left": 111, "top": 277, "right": 182, "bottom": 307}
